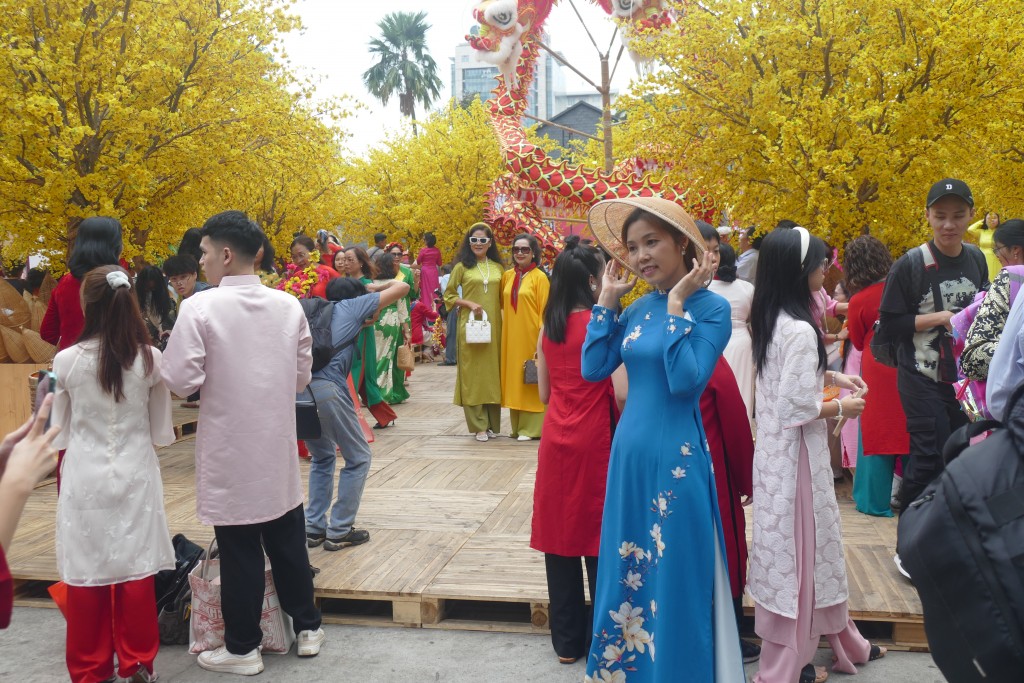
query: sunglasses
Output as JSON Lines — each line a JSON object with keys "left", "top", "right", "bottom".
{"left": 469, "top": 236, "right": 491, "bottom": 245}
{"left": 511, "top": 246, "right": 532, "bottom": 254}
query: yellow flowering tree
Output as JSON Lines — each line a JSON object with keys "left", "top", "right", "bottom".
{"left": 339, "top": 98, "right": 505, "bottom": 260}
{"left": 610, "top": 0, "right": 1024, "bottom": 253}
{"left": 0, "top": 0, "right": 351, "bottom": 270}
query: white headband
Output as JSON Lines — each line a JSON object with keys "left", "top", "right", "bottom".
{"left": 793, "top": 226, "right": 810, "bottom": 262}
{"left": 106, "top": 271, "right": 131, "bottom": 290}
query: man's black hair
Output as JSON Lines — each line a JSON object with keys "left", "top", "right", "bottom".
{"left": 374, "top": 232, "right": 387, "bottom": 245}
{"left": 162, "top": 254, "right": 200, "bottom": 278}
{"left": 200, "top": 211, "right": 263, "bottom": 259}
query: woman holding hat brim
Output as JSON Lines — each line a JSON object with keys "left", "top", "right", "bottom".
{"left": 443, "top": 223, "right": 504, "bottom": 441}
{"left": 749, "top": 228, "right": 886, "bottom": 683}
{"left": 582, "top": 197, "right": 745, "bottom": 683}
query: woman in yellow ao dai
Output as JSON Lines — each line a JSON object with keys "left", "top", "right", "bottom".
{"left": 500, "top": 234, "right": 550, "bottom": 440}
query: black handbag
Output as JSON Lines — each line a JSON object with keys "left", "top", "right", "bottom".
{"left": 296, "top": 386, "right": 322, "bottom": 441}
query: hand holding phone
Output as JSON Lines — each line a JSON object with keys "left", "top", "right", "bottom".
{"left": 34, "top": 370, "right": 56, "bottom": 430}
{"left": 0, "top": 392, "right": 59, "bottom": 486}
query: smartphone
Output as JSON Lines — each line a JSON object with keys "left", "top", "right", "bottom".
{"left": 34, "top": 370, "right": 56, "bottom": 429}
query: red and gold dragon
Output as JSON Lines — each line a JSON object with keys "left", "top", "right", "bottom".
{"left": 468, "top": 0, "right": 715, "bottom": 258}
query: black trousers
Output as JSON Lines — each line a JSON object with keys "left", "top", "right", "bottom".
{"left": 544, "top": 553, "right": 598, "bottom": 660}
{"left": 444, "top": 308, "right": 459, "bottom": 364}
{"left": 896, "top": 368, "right": 967, "bottom": 510}
{"left": 214, "top": 504, "right": 321, "bottom": 654}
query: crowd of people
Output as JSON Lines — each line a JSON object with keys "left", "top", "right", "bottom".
{"left": 0, "top": 174, "right": 1017, "bottom": 683}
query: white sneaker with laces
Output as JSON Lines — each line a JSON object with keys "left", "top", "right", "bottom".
{"left": 486, "top": 429, "right": 498, "bottom": 438}
{"left": 297, "top": 628, "right": 326, "bottom": 657}
{"left": 475, "top": 432, "right": 488, "bottom": 442}
{"left": 197, "top": 646, "right": 264, "bottom": 675}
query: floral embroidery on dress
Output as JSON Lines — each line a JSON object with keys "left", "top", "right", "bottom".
{"left": 622, "top": 325, "right": 643, "bottom": 350}
{"left": 671, "top": 466, "right": 686, "bottom": 479}
{"left": 592, "top": 484, "right": 673, "bottom": 676}
{"left": 680, "top": 442, "right": 692, "bottom": 456}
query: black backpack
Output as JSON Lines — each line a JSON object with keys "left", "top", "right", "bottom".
{"left": 896, "top": 383, "right": 1024, "bottom": 683}
{"left": 299, "top": 298, "right": 355, "bottom": 373}
{"left": 153, "top": 534, "right": 205, "bottom": 645}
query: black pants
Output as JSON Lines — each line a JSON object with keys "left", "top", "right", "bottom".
{"left": 544, "top": 554, "right": 597, "bottom": 660}
{"left": 214, "top": 504, "right": 321, "bottom": 654}
{"left": 896, "top": 368, "right": 967, "bottom": 510}
{"left": 444, "top": 308, "right": 459, "bottom": 364}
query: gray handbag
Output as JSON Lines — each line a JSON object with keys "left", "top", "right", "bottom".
{"left": 523, "top": 354, "right": 538, "bottom": 385}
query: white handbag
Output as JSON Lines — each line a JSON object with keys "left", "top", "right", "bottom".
{"left": 465, "top": 309, "right": 492, "bottom": 344}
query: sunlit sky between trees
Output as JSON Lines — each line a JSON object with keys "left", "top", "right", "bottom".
{"left": 280, "top": 0, "right": 637, "bottom": 152}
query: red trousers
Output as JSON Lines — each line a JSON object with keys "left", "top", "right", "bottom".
{"left": 65, "top": 577, "right": 158, "bottom": 683}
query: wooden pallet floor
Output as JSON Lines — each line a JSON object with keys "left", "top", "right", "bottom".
{"left": 8, "top": 363, "right": 925, "bottom": 647}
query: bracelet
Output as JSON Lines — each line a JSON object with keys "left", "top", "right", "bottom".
{"left": 833, "top": 398, "right": 844, "bottom": 419}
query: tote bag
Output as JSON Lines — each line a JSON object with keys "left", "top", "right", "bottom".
{"left": 188, "top": 540, "right": 294, "bottom": 655}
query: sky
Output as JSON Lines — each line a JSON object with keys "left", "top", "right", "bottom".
{"left": 277, "top": 0, "right": 640, "bottom": 153}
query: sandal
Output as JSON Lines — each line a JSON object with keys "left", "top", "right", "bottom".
{"left": 557, "top": 656, "right": 577, "bottom": 664}
{"left": 799, "top": 664, "right": 828, "bottom": 683}
{"left": 831, "top": 644, "right": 887, "bottom": 666}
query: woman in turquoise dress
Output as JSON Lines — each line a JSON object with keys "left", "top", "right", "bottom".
{"left": 583, "top": 197, "right": 745, "bottom": 683}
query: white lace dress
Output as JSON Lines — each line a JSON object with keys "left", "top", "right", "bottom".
{"left": 748, "top": 313, "right": 849, "bottom": 619}
{"left": 52, "top": 341, "right": 176, "bottom": 586}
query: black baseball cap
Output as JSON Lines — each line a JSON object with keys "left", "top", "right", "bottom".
{"left": 926, "top": 178, "right": 974, "bottom": 208}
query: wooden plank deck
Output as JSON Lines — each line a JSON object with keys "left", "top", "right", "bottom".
{"left": 7, "top": 362, "right": 925, "bottom": 646}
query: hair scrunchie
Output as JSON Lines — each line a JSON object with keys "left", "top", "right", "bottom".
{"left": 106, "top": 270, "right": 131, "bottom": 290}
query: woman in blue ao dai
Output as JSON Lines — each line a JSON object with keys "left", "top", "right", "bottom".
{"left": 582, "top": 197, "right": 745, "bottom": 683}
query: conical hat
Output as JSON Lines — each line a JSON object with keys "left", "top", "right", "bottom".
{"left": 587, "top": 196, "right": 706, "bottom": 276}
{"left": 38, "top": 272, "right": 57, "bottom": 306}
{"left": 0, "top": 279, "right": 30, "bottom": 328}
{"left": 22, "top": 329, "right": 56, "bottom": 364}
{"left": 0, "top": 325, "right": 29, "bottom": 362}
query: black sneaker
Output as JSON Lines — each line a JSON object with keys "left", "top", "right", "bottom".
{"left": 306, "top": 532, "right": 326, "bottom": 548}
{"left": 323, "top": 529, "right": 370, "bottom": 551}
{"left": 741, "top": 638, "right": 761, "bottom": 663}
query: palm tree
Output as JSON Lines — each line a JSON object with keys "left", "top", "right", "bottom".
{"left": 362, "top": 11, "right": 443, "bottom": 136}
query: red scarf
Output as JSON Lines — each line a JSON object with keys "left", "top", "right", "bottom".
{"left": 511, "top": 263, "right": 536, "bottom": 312}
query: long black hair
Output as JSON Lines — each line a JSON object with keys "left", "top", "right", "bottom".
{"left": 717, "top": 243, "right": 738, "bottom": 283}
{"left": 457, "top": 223, "right": 503, "bottom": 269}
{"left": 178, "top": 227, "right": 203, "bottom": 264}
{"left": 68, "top": 216, "right": 123, "bottom": 279}
{"left": 544, "top": 236, "right": 604, "bottom": 343}
{"left": 751, "top": 228, "right": 828, "bottom": 376}
{"left": 135, "top": 266, "right": 173, "bottom": 318}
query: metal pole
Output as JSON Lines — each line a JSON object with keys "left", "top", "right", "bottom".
{"left": 601, "top": 54, "right": 613, "bottom": 173}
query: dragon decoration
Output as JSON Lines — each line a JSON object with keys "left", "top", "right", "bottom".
{"left": 468, "top": 0, "right": 715, "bottom": 259}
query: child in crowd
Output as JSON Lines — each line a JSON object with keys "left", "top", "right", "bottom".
{"left": 52, "top": 265, "right": 176, "bottom": 683}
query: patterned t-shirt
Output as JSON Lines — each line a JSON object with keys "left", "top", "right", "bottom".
{"left": 879, "top": 241, "right": 988, "bottom": 382}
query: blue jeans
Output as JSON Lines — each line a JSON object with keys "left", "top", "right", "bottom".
{"left": 304, "top": 377, "right": 372, "bottom": 539}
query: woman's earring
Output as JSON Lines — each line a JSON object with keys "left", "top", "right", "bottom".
{"left": 590, "top": 283, "right": 598, "bottom": 291}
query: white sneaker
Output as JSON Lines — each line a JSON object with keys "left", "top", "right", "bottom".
{"left": 517, "top": 435, "right": 531, "bottom": 441}
{"left": 297, "top": 628, "right": 326, "bottom": 657}
{"left": 486, "top": 429, "right": 498, "bottom": 438}
{"left": 197, "top": 646, "right": 264, "bottom": 676}
{"left": 475, "top": 432, "right": 488, "bottom": 442}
